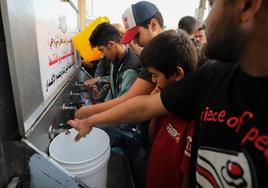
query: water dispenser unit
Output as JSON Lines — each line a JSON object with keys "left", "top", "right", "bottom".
{"left": 1, "top": 0, "right": 135, "bottom": 187}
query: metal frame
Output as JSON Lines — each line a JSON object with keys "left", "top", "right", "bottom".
{"left": 1, "top": 0, "right": 80, "bottom": 136}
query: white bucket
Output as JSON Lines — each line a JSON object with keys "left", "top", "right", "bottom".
{"left": 49, "top": 128, "right": 110, "bottom": 188}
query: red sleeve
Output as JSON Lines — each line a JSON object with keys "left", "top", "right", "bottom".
{"left": 180, "top": 120, "right": 195, "bottom": 174}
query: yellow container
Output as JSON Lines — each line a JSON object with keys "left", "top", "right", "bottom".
{"left": 72, "top": 16, "right": 109, "bottom": 62}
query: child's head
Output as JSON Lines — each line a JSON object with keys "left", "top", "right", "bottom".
{"left": 140, "top": 30, "right": 198, "bottom": 90}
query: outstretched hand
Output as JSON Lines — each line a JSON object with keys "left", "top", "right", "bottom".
{"left": 67, "top": 118, "right": 93, "bottom": 142}
{"left": 84, "top": 78, "right": 97, "bottom": 87}
{"left": 75, "top": 106, "right": 92, "bottom": 119}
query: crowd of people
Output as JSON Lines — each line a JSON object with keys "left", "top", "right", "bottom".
{"left": 68, "top": 0, "right": 268, "bottom": 187}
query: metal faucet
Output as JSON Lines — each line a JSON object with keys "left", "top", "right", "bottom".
{"left": 68, "top": 102, "right": 85, "bottom": 109}
{"left": 69, "top": 90, "right": 81, "bottom": 97}
{"left": 49, "top": 123, "right": 71, "bottom": 140}
{"left": 74, "top": 81, "right": 84, "bottom": 87}
{"left": 61, "top": 103, "right": 77, "bottom": 111}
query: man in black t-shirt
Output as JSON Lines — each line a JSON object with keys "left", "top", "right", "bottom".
{"left": 68, "top": 0, "right": 268, "bottom": 187}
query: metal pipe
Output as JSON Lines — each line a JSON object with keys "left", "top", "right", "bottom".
{"left": 48, "top": 124, "right": 70, "bottom": 140}
{"left": 81, "top": 66, "right": 93, "bottom": 78}
{"left": 61, "top": 103, "right": 77, "bottom": 111}
{"left": 62, "top": 0, "right": 79, "bottom": 14}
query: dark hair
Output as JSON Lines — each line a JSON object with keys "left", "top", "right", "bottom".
{"left": 196, "top": 47, "right": 208, "bottom": 67}
{"left": 198, "top": 24, "right": 206, "bottom": 31}
{"left": 139, "top": 11, "right": 164, "bottom": 29}
{"left": 140, "top": 30, "right": 198, "bottom": 78}
{"left": 89, "top": 22, "right": 121, "bottom": 47}
{"left": 178, "top": 16, "right": 198, "bottom": 35}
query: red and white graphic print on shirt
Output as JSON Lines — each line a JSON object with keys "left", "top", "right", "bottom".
{"left": 196, "top": 147, "right": 255, "bottom": 188}
{"left": 146, "top": 114, "right": 195, "bottom": 188}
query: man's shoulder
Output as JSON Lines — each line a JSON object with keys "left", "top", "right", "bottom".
{"left": 126, "top": 49, "right": 140, "bottom": 62}
{"left": 188, "top": 60, "right": 240, "bottom": 95}
{"left": 198, "top": 60, "right": 239, "bottom": 77}
{"left": 201, "top": 59, "right": 237, "bottom": 69}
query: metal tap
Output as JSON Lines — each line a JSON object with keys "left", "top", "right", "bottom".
{"left": 69, "top": 90, "right": 81, "bottom": 96}
{"left": 75, "top": 88, "right": 88, "bottom": 92}
{"left": 48, "top": 123, "right": 71, "bottom": 140}
{"left": 74, "top": 81, "right": 84, "bottom": 87}
{"left": 69, "top": 101, "right": 84, "bottom": 106}
{"left": 61, "top": 103, "right": 77, "bottom": 111}
{"left": 68, "top": 102, "right": 84, "bottom": 109}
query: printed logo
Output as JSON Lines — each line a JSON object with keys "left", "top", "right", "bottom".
{"left": 166, "top": 123, "right": 180, "bottom": 144}
{"left": 184, "top": 136, "right": 192, "bottom": 157}
{"left": 222, "top": 160, "right": 247, "bottom": 187}
{"left": 196, "top": 148, "right": 255, "bottom": 188}
{"left": 200, "top": 107, "right": 268, "bottom": 164}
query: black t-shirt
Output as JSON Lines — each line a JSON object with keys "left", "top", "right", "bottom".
{"left": 161, "top": 60, "right": 268, "bottom": 188}
{"left": 138, "top": 67, "right": 153, "bottom": 83}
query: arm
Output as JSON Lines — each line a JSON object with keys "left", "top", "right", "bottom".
{"left": 75, "top": 78, "right": 155, "bottom": 119}
{"left": 68, "top": 92, "right": 168, "bottom": 141}
{"left": 83, "top": 75, "right": 110, "bottom": 87}
{"left": 84, "top": 77, "right": 97, "bottom": 87}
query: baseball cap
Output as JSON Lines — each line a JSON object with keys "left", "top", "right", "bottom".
{"left": 121, "top": 1, "right": 158, "bottom": 44}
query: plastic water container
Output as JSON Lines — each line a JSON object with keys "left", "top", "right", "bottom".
{"left": 72, "top": 16, "right": 109, "bottom": 62}
{"left": 49, "top": 128, "right": 110, "bottom": 188}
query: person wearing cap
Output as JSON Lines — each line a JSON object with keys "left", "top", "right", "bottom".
{"left": 121, "top": 1, "right": 164, "bottom": 47}
{"left": 74, "top": 1, "right": 164, "bottom": 120}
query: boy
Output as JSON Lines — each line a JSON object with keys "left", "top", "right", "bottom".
{"left": 89, "top": 22, "right": 141, "bottom": 101}
{"left": 140, "top": 30, "right": 197, "bottom": 188}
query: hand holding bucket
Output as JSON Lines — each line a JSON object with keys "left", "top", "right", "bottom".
{"left": 67, "top": 118, "right": 93, "bottom": 141}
